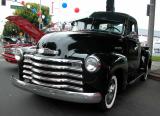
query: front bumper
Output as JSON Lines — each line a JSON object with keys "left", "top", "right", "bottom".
{"left": 12, "top": 76, "right": 102, "bottom": 103}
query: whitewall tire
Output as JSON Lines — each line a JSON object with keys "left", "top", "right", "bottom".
{"left": 98, "top": 75, "right": 118, "bottom": 111}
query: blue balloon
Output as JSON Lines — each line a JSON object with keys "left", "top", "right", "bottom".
{"left": 32, "top": 8, "right": 37, "bottom": 13}
{"left": 62, "top": 3, "right": 67, "bottom": 8}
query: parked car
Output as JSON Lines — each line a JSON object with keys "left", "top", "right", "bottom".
{"left": 1, "top": 16, "right": 44, "bottom": 63}
{"left": 2, "top": 43, "right": 32, "bottom": 63}
{"left": 12, "top": 12, "right": 151, "bottom": 111}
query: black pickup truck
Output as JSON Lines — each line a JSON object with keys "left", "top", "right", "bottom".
{"left": 12, "top": 11, "right": 151, "bottom": 110}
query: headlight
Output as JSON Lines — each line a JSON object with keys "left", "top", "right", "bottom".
{"left": 85, "top": 55, "right": 101, "bottom": 73}
{"left": 15, "top": 48, "right": 23, "bottom": 61}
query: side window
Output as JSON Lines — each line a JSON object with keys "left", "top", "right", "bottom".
{"left": 128, "top": 21, "right": 138, "bottom": 36}
{"left": 131, "top": 24, "right": 136, "bottom": 32}
{"left": 86, "top": 24, "right": 92, "bottom": 30}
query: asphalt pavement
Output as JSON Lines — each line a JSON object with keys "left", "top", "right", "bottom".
{"left": 0, "top": 60, "right": 160, "bottom": 116}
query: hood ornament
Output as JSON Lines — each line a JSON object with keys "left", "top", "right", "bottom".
{"left": 38, "top": 48, "right": 59, "bottom": 55}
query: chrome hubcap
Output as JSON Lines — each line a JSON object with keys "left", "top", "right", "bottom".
{"left": 144, "top": 66, "right": 149, "bottom": 80}
{"left": 107, "top": 83, "right": 116, "bottom": 104}
{"left": 105, "top": 76, "right": 117, "bottom": 109}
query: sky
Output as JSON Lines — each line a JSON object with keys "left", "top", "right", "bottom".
{"left": 0, "top": 0, "right": 160, "bottom": 34}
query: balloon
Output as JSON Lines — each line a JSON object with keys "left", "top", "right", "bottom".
{"left": 62, "top": 2, "right": 67, "bottom": 8}
{"left": 74, "top": 8, "right": 80, "bottom": 13}
{"left": 37, "top": 11, "right": 42, "bottom": 17}
{"left": 21, "top": 1, "right": 25, "bottom": 5}
{"left": 27, "top": 4, "right": 31, "bottom": 9}
{"left": 32, "top": 8, "right": 37, "bottom": 13}
{"left": 42, "top": 15, "right": 45, "bottom": 19}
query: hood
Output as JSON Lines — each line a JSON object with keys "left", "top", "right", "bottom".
{"left": 37, "top": 31, "right": 122, "bottom": 58}
{"left": 6, "top": 16, "right": 44, "bottom": 43}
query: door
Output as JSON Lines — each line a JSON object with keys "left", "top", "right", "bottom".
{"left": 126, "top": 21, "right": 141, "bottom": 80}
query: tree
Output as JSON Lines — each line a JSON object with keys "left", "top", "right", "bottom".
{"left": 3, "top": 21, "right": 21, "bottom": 36}
{"left": 14, "top": 3, "right": 51, "bottom": 27}
{"left": 3, "top": 2, "right": 51, "bottom": 36}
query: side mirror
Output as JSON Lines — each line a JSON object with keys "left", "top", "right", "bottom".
{"left": 71, "top": 21, "right": 76, "bottom": 26}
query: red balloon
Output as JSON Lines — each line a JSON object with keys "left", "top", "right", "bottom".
{"left": 74, "top": 8, "right": 80, "bottom": 13}
{"left": 37, "top": 11, "right": 42, "bottom": 17}
{"left": 21, "top": 1, "right": 25, "bottom": 5}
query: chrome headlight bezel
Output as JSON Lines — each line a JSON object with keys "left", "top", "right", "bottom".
{"left": 15, "top": 48, "right": 23, "bottom": 61}
{"left": 85, "top": 55, "right": 101, "bottom": 73}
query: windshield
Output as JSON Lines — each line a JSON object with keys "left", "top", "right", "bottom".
{"left": 72, "top": 18, "right": 124, "bottom": 35}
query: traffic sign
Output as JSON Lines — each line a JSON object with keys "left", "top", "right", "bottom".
{"left": 10, "top": 5, "right": 25, "bottom": 10}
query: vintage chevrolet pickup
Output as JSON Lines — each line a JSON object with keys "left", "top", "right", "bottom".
{"left": 12, "top": 12, "right": 151, "bottom": 110}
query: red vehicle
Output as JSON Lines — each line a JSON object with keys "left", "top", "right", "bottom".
{"left": 2, "top": 16, "right": 44, "bottom": 63}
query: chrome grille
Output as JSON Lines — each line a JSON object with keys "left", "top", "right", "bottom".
{"left": 4, "top": 48, "right": 14, "bottom": 54}
{"left": 22, "top": 54, "right": 83, "bottom": 92}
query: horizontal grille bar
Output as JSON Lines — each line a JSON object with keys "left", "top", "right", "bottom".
{"left": 32, "top": 55, "right": 83, "bottom": 64}
{"left": 24, "top": 54, "right": 33, "bottom": 58}
{"left": 32, "top": 68, "right": 83, "bottom": 79}
{"left": 32, "top": 73, "right": 83, "bottom": 85}
{"left": 32, "top": 62, "right": 82, "bottom": 72}
{"left": 23, "top": 75, "right": 32, "bottom": 80}
{"left": 32, "top": 79, "right": 83, "bottom": 92}
{"left": 23, "top": 70, "right": 32, "bottom": 75}
{"left": 23, "top": 59, "right": 32, "bottom": 64}
{"left": 23, "top": 65, "right": 32, "bottom": 69}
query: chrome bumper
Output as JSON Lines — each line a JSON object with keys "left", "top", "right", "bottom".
{"left": 12, "top": 76, "right": 102, "bottom": 103}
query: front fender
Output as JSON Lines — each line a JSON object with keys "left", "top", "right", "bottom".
{"left": 95, "top": 53, "right": 128, "bottom": 91}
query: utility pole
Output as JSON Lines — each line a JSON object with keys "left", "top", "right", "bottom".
{"left": 106, "top": 0, "right": 115, "bottom": 12}
{"left": 1, "top": 0, "right": 6, "bottom": 6}
{"left": 147, "top": 0, "right": 156, "bottom": 56}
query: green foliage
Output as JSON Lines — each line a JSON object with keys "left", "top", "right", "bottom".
{"left": 152, "top": 56, "right": 160, "bottom": 62}
{"left": 3, "top": 2, "right": 51, "bottom": 37}
{"left": 14, "top": 3, "right": 51, "bottom": 27}
{"left": 3, "top": 21, "right": 21, "bottom": 36}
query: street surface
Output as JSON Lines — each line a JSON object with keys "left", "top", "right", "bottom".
{"left": 0, "top": 44, "right": 160, "bottom": 116}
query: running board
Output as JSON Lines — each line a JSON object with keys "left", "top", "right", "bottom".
{"left": 129, "top": 73, "right": 144, "bottom": 85}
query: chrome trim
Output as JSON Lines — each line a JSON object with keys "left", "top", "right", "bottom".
{"left": 32, "top": 73, "right": 83, "bottom": 85}
{"left": 24, "top": 54, "right": 33, "bottom": 58}
{"left": 38, "top": 48, "right": 59, "bottom": 55}
{"left": 23, "top": 75, "right": 32, "bottom": 80}
{"left": 32, "top": 55, "right": 83, "bottom": 64}
{"left": 23, "top": 70, "right": 32, "bottom": 75}
{"left": 12, "top": 76, "right": 102, "bottom": 103}
{"left": 32, "top": 62, "right": 83, "bottom": 72}
{"left": 23, "top": 65, "right": 32, "bottom": 69}
{"left": 24, "top": 59, "right": 32, "bottom": 64}
{"left": 85, "top": 55, "right": 101, "bottom": 73}
{"left": 32, "top": 79, "right": 83, "bottom": 92}
{"left": 32, "top": 68, "right": 83, "bottom": 79}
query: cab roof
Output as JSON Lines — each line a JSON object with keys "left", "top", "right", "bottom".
{"left": 89, "top": 11, "right": 137, "bottom": 23}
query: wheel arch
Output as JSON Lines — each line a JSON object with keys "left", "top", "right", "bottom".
{"left": 108, "top": 54, "right": 128, "bottom": 91}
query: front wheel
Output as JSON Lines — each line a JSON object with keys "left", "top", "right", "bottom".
{"left": 98, "top": 75, "right": 118, "bottom": 111}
